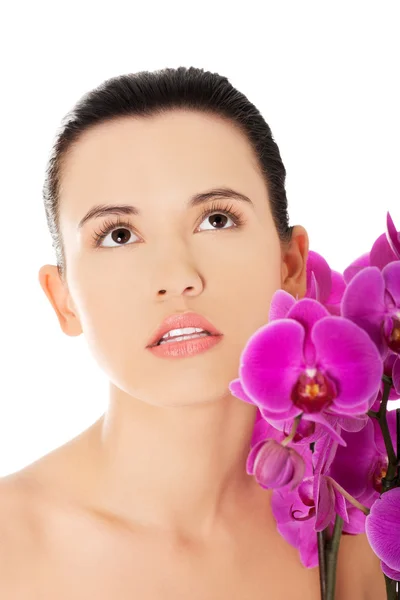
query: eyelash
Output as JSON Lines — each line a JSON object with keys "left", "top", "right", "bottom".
{"left": 90, "top": 200, "right": 246, "bottom": 248}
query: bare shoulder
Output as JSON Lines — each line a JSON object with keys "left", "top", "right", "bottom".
{"left": 0, "top": 474, "right": 42, "bottom": 593}
{"left": 0, "top": 473, "right": 35, "bottom": 547}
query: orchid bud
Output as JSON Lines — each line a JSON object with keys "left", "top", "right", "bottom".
{"left": 247, "top": 438, "right": 305, "bottom": 490}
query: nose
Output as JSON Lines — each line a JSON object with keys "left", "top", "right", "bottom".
{"left": 152, "top": 246, "right": 205, "bottom": 300}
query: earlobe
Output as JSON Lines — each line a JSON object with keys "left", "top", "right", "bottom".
{"left": 38, "top": 265, "right": 82, "bottom": 337}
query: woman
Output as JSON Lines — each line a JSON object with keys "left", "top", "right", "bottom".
{"left": 0, "top": 67, "right": 386, "bottom": 598}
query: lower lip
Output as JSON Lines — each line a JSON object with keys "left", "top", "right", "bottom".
{"left": 147, "top": 333, "right": 223, "bottom": 359}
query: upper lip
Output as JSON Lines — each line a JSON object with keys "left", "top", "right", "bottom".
{"left": 147, "top": 311, "right": 222, "bottom": 347}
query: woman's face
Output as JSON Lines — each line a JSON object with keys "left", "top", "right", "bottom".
{"left": 48, "top": 110, "right": 308, "bottom": 407}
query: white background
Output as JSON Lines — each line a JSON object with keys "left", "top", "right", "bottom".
{"left": 0, "top": 1, "right": 399, "bottom": 475}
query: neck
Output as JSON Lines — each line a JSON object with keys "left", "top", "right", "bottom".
{"left": 81, "top": 383, "right": 270, "bottom": 541}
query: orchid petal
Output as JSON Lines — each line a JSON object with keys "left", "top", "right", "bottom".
{"left": 239, "top": 319, "right": 305, "bottom": 416}
{"left": 286, "top": 298, "right": 330, "bottom": 365}
{"left": 327, "top": 270, "right": 346, "bottom": 305}
{"left": 246, "top": 440, "right": 265, "bottom": 474}
{"left": 341, "top": 267, "right": 388, "bottom": 357}
{"left": 269, "top": 289, "right": 296, "bottom": 321}
{"left": 365, "top": 487, "right": 400, "bottom": 573}
{"left": 343, "top": 252, "right": 370, "bottom": 285}
{"left": 306, "top": 251, "right": 332, "bottom": 303}
{"left": 302, "top": 412, "right": 346, "bottom": 446}
{"left": 229, "top": 378, "right": 256, "bottom": 405}
{"left": 312, "top": 317, "right": 384, "bottom": 411}
{"left": 382, "top": 261, "right": 400, "bottom": 305}
{"left": 315, "top": 475, "right": 335, "bottom": 531}
{"left": 333, "top": 485, "right": 349, "bottom": 523}
{"left": 381, "top": 561, "right": 400, "bottom": 582}
{"left": 370, "top": 232, "right": 398, "bottom": 270}
{"left": 386, "top": 211, "right": 400, "bottom": 259}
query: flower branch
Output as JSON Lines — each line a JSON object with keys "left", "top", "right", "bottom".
{"left": 228, "top": 210, "right": 400, "bottom": 599}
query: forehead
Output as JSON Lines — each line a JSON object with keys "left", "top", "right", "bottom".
{"left": 59, "top": 110, "right": 264, "bottom": 217}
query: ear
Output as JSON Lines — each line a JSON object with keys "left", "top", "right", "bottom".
{"left": 281, "top": 225, "right": 309, "bottom": 299}
{"left": 38, "top": 265, "right": 82, "bottom": 337}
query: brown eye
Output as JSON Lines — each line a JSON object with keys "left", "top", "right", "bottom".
{"left": 109, "top": 228, "right": 133, "bottom": 245}
{"left": 196, "top": 200, "right": 245, "bottom": 233}
{"left": 197, "top": 211, "right": 235, "bottom": 231}
{"left": 92, "top": 219, "right": 139, "bottom": 248}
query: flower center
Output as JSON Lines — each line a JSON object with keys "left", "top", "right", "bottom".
{"left": 372, "top": 456, "right": 388, "bottom": 493}
{"left": 387, "top": 316, "right": 400, "bottom": 353}
{"left": 291, "top": 369, "right": 336, "bottom": 413}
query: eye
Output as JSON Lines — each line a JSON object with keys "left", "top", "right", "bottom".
{"left": 91, "top": 217, "right": 139, "bottom": 248}
{"left": 196, "top": 201, "right": 245, "bottom": 232}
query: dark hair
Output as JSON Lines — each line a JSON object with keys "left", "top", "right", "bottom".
{"left": 42, "top": 66, "right": 293, "bottom": 281}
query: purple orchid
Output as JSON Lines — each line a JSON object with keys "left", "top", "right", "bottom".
{"left": 233, "top": 377, "right": 341, "bottom": 447}
{"left": 327, "top": 407, "right": 397, "bottom": 535}
{"left": 269, "top": 431, "right": 349, "bottom": 564}
{"left": 229, "top": 291, "right": 384, "bottom": 447}
{"left": 270, "top": 432, "right": 352, "bottom": 566}
{"left": 343, "top": 212, "right": 400, "bottom": 285}
{"left": 270, "top": 446, "right": 320, "bottom": 568}
{"left": 271, "top": 484, "right": 320, "bottom": 568}
{"left": 305, "top": 250, "right": 346, "bottom": 317}
{"left": 310, "top": 434, "right": 350, "bottom": 532}
{"left": 341, "top": 262, "right": 400, "bottom": 360}
{"left": 247, "top": 438, "right": 306, "bottom": 490}
{"left": 365, "top": 487, "right": 400, "bottom": 581}
{"left": 247, "top": 413, "right": 309, "bottom": 490}
{"left": 341, "top": 211, "right": 400, "bottom": 396}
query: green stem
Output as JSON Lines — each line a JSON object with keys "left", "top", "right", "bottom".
{"left": 384, "top": 573, "right": 397, "bottom": 599}
{"left": 317, "top": 528, "right": 328, "bottom": 600}
{"left": 327, "top": 476, "right": 370, "bottom": 515}
{"left": 376, "top": 376, "right": 398, "bottom": 492}
{"left": 397, "top": 408, "right": 400, "bottom": 469}
{"left": 367, "top": 409, "right": 379, "bottom": 419}
{"left": 326, "top": 514, "right": 344, "bottom": 600}
{"left": 281, "top": 414, "right": 302, "bottom": 446}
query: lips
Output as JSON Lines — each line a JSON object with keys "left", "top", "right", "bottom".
{"left": 147, "top": 311, "right": 222, "bottom": 348}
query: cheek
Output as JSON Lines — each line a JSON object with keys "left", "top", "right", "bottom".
{"left": 68, "top": 274, "right": 146, "bottom": 368}
{"left": 214, "top": 243, "right": 282, "bottom": 347}
{"left": 216, "top": 237, "right": 282, "bottom": 305}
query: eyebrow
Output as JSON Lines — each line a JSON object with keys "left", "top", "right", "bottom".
{"left": 77, "top": 186, "right": 254, "bottom": 229}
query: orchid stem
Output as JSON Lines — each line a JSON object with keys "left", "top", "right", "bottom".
{"left": 377, "top": 376, "right": 398, "bottom": 492}
{"left": 328, "top": 477, "right": 370, "bottom": 515}
{"left": 396, "top": 408, "right": 400, "bottom": 470}
{"left": 326, "top": 514, "right": 344, "bottom": 600}
{"left": 367, "top": 410, "right": 379, "bottom": 419}
{"left": 317, "top": 528, "right": 328, "bottom": 600}
{"left": 384, "top": 573, "right": 397, "bottom": 599}
{"left": 281, "top": 414, "right": 302, "bottom": 446}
